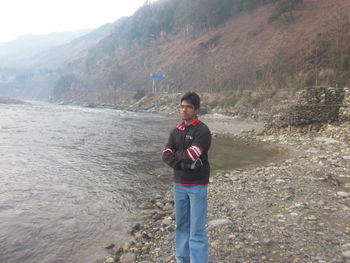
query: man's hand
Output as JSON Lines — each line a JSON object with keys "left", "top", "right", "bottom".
{"left": 180, "top": 158, "right": 203, "bottom": 171}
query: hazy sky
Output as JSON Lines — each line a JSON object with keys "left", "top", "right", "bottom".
{"left": 0, "top": 0, "right": 149, "bottom": 43}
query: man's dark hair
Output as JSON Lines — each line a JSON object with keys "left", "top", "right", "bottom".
{"left": 181, "top": 92, "right": 200, "bottom": 109}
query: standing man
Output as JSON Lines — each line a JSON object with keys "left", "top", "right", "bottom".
{"left": 162, "top": 92, "right": 211, "bottom": 263}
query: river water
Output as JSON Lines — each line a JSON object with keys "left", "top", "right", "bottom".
{"left": 0, "top": 101, "right": 282, "bottom": 263}
{"left": 0, "top": 102, "right": 176, "bottom": 263}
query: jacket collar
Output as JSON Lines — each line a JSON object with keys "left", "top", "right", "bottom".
{"left": 176, "top": 116, "right": 200, "bottom": 131}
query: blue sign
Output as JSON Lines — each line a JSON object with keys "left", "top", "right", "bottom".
{"left": 150, "top": 73, "right": 166, "bottom": 79}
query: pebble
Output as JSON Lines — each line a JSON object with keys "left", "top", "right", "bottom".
{"left": 162, "top": 202, "right": 174, "bottom": 211}
{"left": 342, "top": 250, "right": 350, "bottom": 258}
{"left": 104, "top": 256, "right": 115, "bottom": 263}
{"left": 139, "top": 202, "right": 154, "bottom": 209}
{"left": 104, "top": 243, "right": 115, "bottom": 249}
{"left": 337, "top": 191, "right": 350, "bottom": 198}
{"left": 306, "top": 215, "right": 317, "bottom": 221}
{"left": 210, "top": 241, "right": 220, "bottom": 249}
{"left": 120, "top": 252, "right": 136, "bottom": 263}
{"left": 162, "top": 218, "right": 173, "bottom": 226}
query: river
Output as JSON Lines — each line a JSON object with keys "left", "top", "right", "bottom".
{"left": 0, "top": 101, "right": 281, "bottom": 263}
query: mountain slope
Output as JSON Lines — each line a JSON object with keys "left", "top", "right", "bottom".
{"left": 28, "top": 22, "right": 116, "bottom": 69}
{"left": 0, "top": 30, "right": 92, "bottom": 67}
{"left": 0, "top": 23, "right": 116, "bottom": 99}
{"left": 53, "top": 0, "right": 350, "bottom": 110}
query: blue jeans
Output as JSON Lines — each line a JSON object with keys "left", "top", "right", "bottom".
{"left": 173, "top": 184, "right": 208, "bottom": 263}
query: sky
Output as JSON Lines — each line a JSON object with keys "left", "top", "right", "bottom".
{"left": 0, "top": 0, "right": 150, "bottom": 43}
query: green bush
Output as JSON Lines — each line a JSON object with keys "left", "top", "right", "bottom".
{"left": 303, "top": 70, "right": 316, "bottom": 87}
{"left": 268, "top": 12, "right": 280, "bottom": 23}
{"left": 133, "top": 89, "right": 146, "bottom": 101}
{"left": 223, "top": 95, "right": 240, "bottom": 107}
{"left": 268, "top": 0, "right": 303, "bottom": 23}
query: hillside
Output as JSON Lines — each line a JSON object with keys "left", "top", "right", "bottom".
{"left": 53, "top": 0, "right": 350, "bottom": 113}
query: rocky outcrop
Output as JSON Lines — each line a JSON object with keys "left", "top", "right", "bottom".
{"left": 339, "top": 87, "right": 350, "bottom": 122}
{"left": 273, "top": 86, "right": 345, "bottom": 126}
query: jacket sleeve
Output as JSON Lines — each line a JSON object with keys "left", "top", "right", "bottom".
{"left": 174, "top": 126, "right": 211, "bottom": 163}
{"left": 162, "top": 130, "right": 181, "bottom": 168}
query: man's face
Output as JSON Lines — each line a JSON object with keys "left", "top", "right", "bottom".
{"left": 180, "top": 100, "right": 198, "bottom": 122}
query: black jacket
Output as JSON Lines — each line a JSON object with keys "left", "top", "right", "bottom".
{"left": 162, "top": 116, "right": 211, "bottom": 185}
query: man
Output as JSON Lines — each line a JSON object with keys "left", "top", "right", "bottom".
{"left": 162, "top": 92, "right": 211, "bottom": 263}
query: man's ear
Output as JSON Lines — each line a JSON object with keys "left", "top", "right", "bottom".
{"left": 195, "top": 108, "right": 199, "bottom": 115}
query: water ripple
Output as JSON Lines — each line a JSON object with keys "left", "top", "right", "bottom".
{"left": 0, "top": 102, "right": 173, "bottom": 263}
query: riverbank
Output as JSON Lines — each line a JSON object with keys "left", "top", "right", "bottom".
{"left": 58, "top": 91, "right": 267, "bottom": 123}
{"left": 0, "top": 96, "right": 29, "bottom": 104}
{"left": 101, "top": 117, "right": 350, "bottom": 263}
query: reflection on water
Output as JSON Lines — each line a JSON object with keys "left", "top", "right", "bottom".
{"left": 0, "top": 102, "right": 286, "bottom": 263}
{"left": 210, "top": 137, "right": 286, "bottom": 171}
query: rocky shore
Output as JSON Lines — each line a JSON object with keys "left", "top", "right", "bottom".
{"left": 99, "top": 117, "right": 350, "bottom": 263}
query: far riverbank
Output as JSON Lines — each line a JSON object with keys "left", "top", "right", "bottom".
{"left": 0, "top": 96, "right": 29, "bottom": 104}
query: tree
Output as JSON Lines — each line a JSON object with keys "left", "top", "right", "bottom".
{"left": 268, "top": 0, "right": 303, "bottom": 23}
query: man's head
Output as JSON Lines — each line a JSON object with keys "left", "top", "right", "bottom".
{"left": 181, "top": 92, "right": 200, "bottom": 109}
{"left": 180, "top": 92, "right": 200, "bottom": 123}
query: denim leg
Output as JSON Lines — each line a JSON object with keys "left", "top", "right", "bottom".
{"left": 188, "top": 185, "right": 208, "bottom": 263}
{"left": 174, "top": 184, "right": 191, "bottom": 263}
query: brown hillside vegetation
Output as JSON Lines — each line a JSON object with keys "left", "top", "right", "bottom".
{"left": 55, "top": 0, "right": 350, "bottom": 110}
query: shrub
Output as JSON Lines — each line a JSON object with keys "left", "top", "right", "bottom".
{"left": 133, "top": 89, "right": 146, "bottom": 101}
